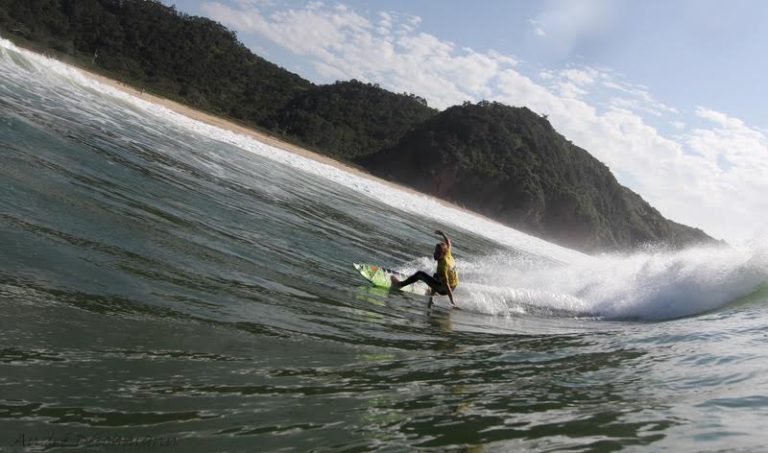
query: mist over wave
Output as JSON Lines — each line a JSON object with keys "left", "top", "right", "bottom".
{"left": 6, "top": 25, "right": 768, "bottom": 450}
{"left": 3, "top": 37, "right": 767, "bottom": 325}
{"left": 425, "top": 241, "right": 768, "bottom": 321}
{"left": 0, "top": 37, "right": 587, "bottom": 265}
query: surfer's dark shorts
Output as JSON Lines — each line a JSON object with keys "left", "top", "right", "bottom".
{"left": 431, "top": 273, "right": 458, "bottom": 295}
{"left": 418, "top": 271, "right": 455, "bottom": 295}
{"left": 400, "top": 271, "right": 456, "bottom": 295}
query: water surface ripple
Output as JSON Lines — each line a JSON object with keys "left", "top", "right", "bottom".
{"left": 2, "top": 38, "right": 768, "bottom": 451}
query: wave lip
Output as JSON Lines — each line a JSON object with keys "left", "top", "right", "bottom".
{"left": 4, "top": 36, "right": 766, "bottom": 324}
{"left": 0, "top": 36, "right": 588, "bottom": 266}
{"left": 458, "top": 243, "right": 768, "bottom": 321}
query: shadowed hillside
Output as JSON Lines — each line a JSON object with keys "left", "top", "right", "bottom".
{"left": 0, "top": 0, "right": 717, "bottom": 253}
{"left": 265, "top": 80, "right": 437, "bottom": 160}
{"left": 0, "top": 0, "right": 311, "bottom": 123}
{"left": 362, "top": 102, "right": 713, "bottom": 253}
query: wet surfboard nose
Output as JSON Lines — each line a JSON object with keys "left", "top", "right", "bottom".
{"left": 353, "top": 263, "right": 430, "bottom": 296}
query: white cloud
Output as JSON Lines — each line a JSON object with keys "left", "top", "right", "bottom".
{"left": 602, "top": 79, "right": 678, "bottom": 116}
{"left": 560, "top": 67, "right": 599, "bottom": 85}
{"left": 528, "top": 18, "right": 547, "bottom": 37}
{"left": 202, "top": 1, "right": 517, "bottom": 108}
{"left": 688, "top": 107, "right": 768, "bottom": 176}
{"left": 556, "top": 81, "right": 588, "bottom": 99}
{"left": 671, "top": 121, "right": 686, "bottom": 130}
{"left": 539, "top": 70, "right": 555, "bottom": 80}
{"left": 234, "top": 0, "right": 275, "bottom": 7}
{"left": 538, "top": 66, "right": 678, "bottom": 117}
{"left": 695, "top": 107, "right": 745, "bottom": 129}
{"left": 527, "top": 0, "right": 618, "bottom": 57}
{"left": 377, "top": 11, "right": 392, "bottom": 35}
{"left": 201, "top": 0, "right": 768, "bottom": 243}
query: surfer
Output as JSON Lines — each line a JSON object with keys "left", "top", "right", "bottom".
{"left": 391, "top": 230, "right": 459, "bottom": 308}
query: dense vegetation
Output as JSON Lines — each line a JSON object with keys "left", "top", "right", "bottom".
{"left": 0, "top": 0, "right": 716, "bottom": 253}
{"left": 0, "top": 0, "right": 310, "bottom": 123}
{"left": 0, "top": 0, "right": 433, "bottom": 157}
{"left": 362, "top": 102, "right": 712, "bottom": 252}
{"left": 265, "top": 80, "right": 436, "bottom": 160}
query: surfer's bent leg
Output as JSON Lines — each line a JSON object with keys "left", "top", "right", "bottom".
{"left": 394, "top": 271, "right": 448, "bottom": 295}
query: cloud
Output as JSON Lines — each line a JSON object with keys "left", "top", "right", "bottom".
{"left": 688, "top": 107, "right": 767, "bottom": 177}
{"left": 560, "top": 67, "right": 599, "bottom": 85}
{"left": 670, "top": 108, "right": 768, "bottom": 239}
{"left": 556, "top": 81, "right": 588, "bottom": 99}
{"left": 200, "top": 0, "right": 768, "bottom": 243}
{"left": 535, "top": 66, "right": 678, "bottom": 117}
{"left": 527, "top": 0, "right": 618, "bottom": 57}
{"left": 377, "top": 11, "right": 392, "bottom": 35}
{"left": 202, "top": 1, "right": 518, "bottom": 108}
{"left": 528, "top": 18, "right": 546, "bottom": 37}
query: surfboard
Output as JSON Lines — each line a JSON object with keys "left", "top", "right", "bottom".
{"left": 353, "top": 263, "right": 431, "bottom": 296}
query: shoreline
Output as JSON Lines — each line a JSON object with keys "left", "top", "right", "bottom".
{"left": 0, "top": 35, "right": 393, "bottom": 193}
{"left": 4, "top": 37, "right": 586, "bottom": 260}
{"left": 23, "top": 49, "right": 441, "bottom": 202}
{"left": 89, "top": 70, "right": 474, "bottom": 210}
{"left": 6, "top": 42, "right": 496, "bottom": 223}
{"left": 75, "top": 67, "right": 395, "bottom": 191}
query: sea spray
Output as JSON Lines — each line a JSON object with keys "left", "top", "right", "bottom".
{"left": 0, "top": 37, "right": 587, "bottom": 266}
{"left": 6, "top": 25, "right": 768, "bottom": 450}
{"left": 434, "top": 242, "right": 768, "bottom": 320}
{"left": 4, "top": 37, "right": 765, "bottom": 323}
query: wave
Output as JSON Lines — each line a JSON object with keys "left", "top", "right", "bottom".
{"left": 4, "top": 37, "right": 766, "bottom": 324}
{"left": 0, "top": 36, "right": 586, "bottom": 266}
{"left": 452, "top": 241, "right": 768, "bottom": 321}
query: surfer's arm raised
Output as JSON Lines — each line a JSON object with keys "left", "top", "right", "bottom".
{"left": 435, "top": 230, "right": 451, "bottom": 248}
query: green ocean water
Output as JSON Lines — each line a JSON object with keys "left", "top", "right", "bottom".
{"left": 2, "top": 38, "right": 768, "bottom": 452}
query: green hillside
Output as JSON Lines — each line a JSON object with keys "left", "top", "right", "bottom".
{"left": 0, "top": 0, "right": 717, "bottom": 253}
{"left": 361, "top": 102, "right": 713, "bottom": 252}
{"left": 266, "top": 80, "right": 436, "bottom": 160}
{"left": 0, "top": 0, "right": 310, "bottom": 123}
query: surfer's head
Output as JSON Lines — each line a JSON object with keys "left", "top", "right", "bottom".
{"left": 433, "top": 243, "right": 448, "bottom": 260}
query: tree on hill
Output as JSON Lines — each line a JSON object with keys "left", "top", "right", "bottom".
{"left": 266, "top": 80, "right": 437, "bottom": 160}
{"left": 0, "top": 1, "right": 716, "bottom": 253}
{"left": 0, "top": 0, "right": 311, "bottom": 124}
{"left": 362, "top": 101, "right": 713, "bottom": 253}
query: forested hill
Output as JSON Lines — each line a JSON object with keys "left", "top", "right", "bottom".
{"left": 0, "top": 0, "right": 716, "bottom": 253}
{"left": 0, "top": 0, "right": 434, "bottom": 158}
{"left": 265, "top": 81, "right": 436, "bottom": 160}
{"left": 0, "top": 0, "right": 310, "bottom": 123}
{"left": 362, "top": 102, "right": 713, "bottom": 252}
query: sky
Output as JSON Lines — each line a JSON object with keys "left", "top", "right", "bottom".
{"left": 164, "top": 0, "right": 768, "bottom": 244}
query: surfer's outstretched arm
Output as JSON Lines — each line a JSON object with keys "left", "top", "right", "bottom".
{"left": 435, "top": 229, "right": 451, "bottom": 248}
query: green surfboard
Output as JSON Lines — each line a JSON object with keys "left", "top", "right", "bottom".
{"left": 353, "top": 263, "right": 431, "bottom": 296}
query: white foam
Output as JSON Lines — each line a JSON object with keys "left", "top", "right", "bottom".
{"left": 4, "top": 37, "right": 767, "bottom": 321}
{"left": 0, "top": 38, "right": 589, "bottom": 265}
{"left": 459, "top": 242, "right": 768, "bottom": 320}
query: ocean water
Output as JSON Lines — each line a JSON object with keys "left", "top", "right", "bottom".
{"left": 2, "top": 38, "right": 768, "bottom": 452}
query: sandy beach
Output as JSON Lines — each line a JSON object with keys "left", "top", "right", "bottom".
{"left": 57, "top": 56, "right": 461, "bottom": 205}
{"left": 82, "top": 70, "right": 387, "bottom": 184}
{"left": 37, "top": 48, "right": 503, "bottom": 222}
{"left": 3, "top": 39, "right": 588, "bottom": 262}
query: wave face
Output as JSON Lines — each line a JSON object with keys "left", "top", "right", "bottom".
{"left": 461, "top": 243, "right": 768, "bottom": 320}
{"left": 2, "top": 37, "right": 768, "bottom": 450}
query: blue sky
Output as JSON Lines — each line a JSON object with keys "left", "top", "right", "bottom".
{"left": 164, "top": 0, "right": 768, "bottom": 243}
